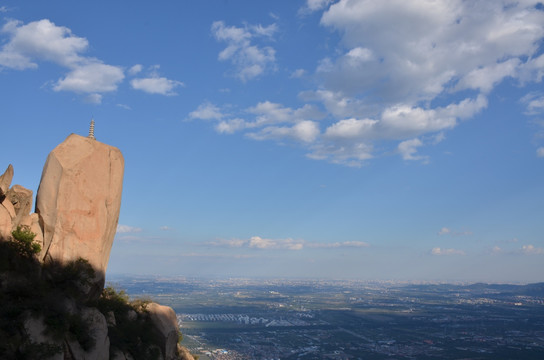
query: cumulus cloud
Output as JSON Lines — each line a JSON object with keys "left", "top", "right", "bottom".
{"left": 189, "top": 102, "right": 225, "bottom": 121}
{"left": 538, "top": 147, "right": 544, "bottom": 158}
{"left": 0, "top": 19, "right": 124, "bottom": 102}
{"left": 431, "top": 247, "right": 465, "bottom": 256}
{"left": 195, "top": 1, "right": 544, "bottom": 166}
{"left": 130, "top": 65, "right": 183, "bottom": 95}
{"left": 116, "top": 224, "right": 143, "bottom": 234}
{"left": 207, "top": 236, "right": 370, "bottom": 251}
{"left": 54, "top": 62, "right": 124, "bottom": 93}
{"left": 211, "top": 20, "right": 277, "bottom": 81}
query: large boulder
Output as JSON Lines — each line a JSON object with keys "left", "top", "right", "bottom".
{"left": 147, "top": 303, "right": 180, "bottom": 360}
{"left": 36, "top": 134, "right": 124, "bottom": 293}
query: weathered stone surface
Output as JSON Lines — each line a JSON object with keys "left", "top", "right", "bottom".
{"left": 29, "top": 213, "right": 44, "bottom": 250}
{"left": 36, "top": 134, "right": 124, "bottom": 291}
{"left": 65, "top": 307, "right": 110, "bottom": 360}
{"left": 1, "top": 197, "right": 15, "bottom": 219}
{"left": 6, "top": 184, "right": 33, "bottom": 227}
{"left": 0, "top": 164, "right": 13, "bottom": 198}
{"left": 147, "top": 302, "right": 179, "bottom": 360}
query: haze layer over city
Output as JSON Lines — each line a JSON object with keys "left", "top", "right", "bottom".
{"left": 1, "top": 0, "right": 544, "bottom": 283}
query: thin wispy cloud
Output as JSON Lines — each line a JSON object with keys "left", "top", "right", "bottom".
{"left": 211, "top": 21, "right": 278, "bottom": 82}
{"left": 207, "top": 236, "right": 369, "bottom": 251}
{"left": 438, "top": 227, "right": 473, "bottom": 237}
{"left": 116, "top": 224, "right": 143, "bottom": 234}
{"left": 431, "top": 247, "right": 466, "bottom": 256}
{"left": 521, "top": 244, "right": 544, "bottom": 255}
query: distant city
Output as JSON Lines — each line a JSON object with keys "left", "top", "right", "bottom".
{"left": 107, "top": 275, "right": 544, "bottom": 359}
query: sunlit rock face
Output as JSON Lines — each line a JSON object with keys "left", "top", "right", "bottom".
{"left": 36, "top": 134, "right": 124, "bottom": 291}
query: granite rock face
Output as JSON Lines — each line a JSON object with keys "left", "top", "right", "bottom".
{"left": 36, "top": 134, "right": 124, "bottom": 291}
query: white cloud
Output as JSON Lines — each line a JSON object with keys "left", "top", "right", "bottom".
{"left": 198, "top": 1, "right": 544, "bottom": 166}
{"left": 0, "top": 6, "right": 8, "bottom": 13}
{"left": 438, "top": 227, "right": 451, "bottom": 236}
{"left": 189, "top": 100, "right": 326, "bottom": 145}
{"left": 130, "top": 76, "right": 183, "bottom": 95}
{"left": 0, "top": 19, "right": 125, "bottom": 99}
{"left": 160, "top": 226, "right": 173, "bottom": 231}
{"left": 431, "top": 247, "right": 465, "bottom": 256}
{"left": 54, "top": 62, "right": 124, "bottom": 93}
{"left": 521, "top": 244, "right": 544, "bottom": 255}
{"left": 319, "top": 0, "right": 544, "bottom": 103}
{"left": 537, "top": 147, "right": 544, "bottom": 158}
{"left": 307, "top": 141, "right": 373, "bottom": 167}
{"left": 211, "top": 20, "right": 277, "bottom": 81}
{"left": 189, "top": 102, "right": 225, "bottom": 120}
{"left": 215, "top": 118, "right": 247, "bottom": 134}
{"left": 116, "top": 224, "right": 143, "bottom": 234}
{"left": 247, "top": 120, "right": 320, "bottom": 143}
{"left": 300, "top": 0, "right": 335, "bottom": 14}
{"left": 398, "top": 138, "right": 427, "bottom": 162}
{"left": 249, "top": 236, "right": 304, "bottom": 250}
{"left": 0, "top": 19, "right": 88, "bottom": 69}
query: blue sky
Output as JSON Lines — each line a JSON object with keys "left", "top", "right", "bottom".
{"left": 1, "top": 0, "right": 544, "bottom": 283}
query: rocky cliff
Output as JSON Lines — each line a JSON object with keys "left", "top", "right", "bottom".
{"left": 0, "top": 133, "right": 194, "bottom": 360}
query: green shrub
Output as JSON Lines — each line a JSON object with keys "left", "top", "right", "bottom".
{"left": 11, "top": 225, "right": 40, "bottom": 257}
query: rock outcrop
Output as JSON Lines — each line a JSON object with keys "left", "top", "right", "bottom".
{"left": 36, "top": 134, "right": 124, "bottom": 292}
{"left": 147, "top": 303, "right": 181, "bottom": 360}
{"left": 0, "top": 165, "right": 41, "bottom": 242}
{"left": 0, "top": 132, "right": 195, "bottom": 360}
{"left": 0, "top": 164, "right": 13, "bottom": 197}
